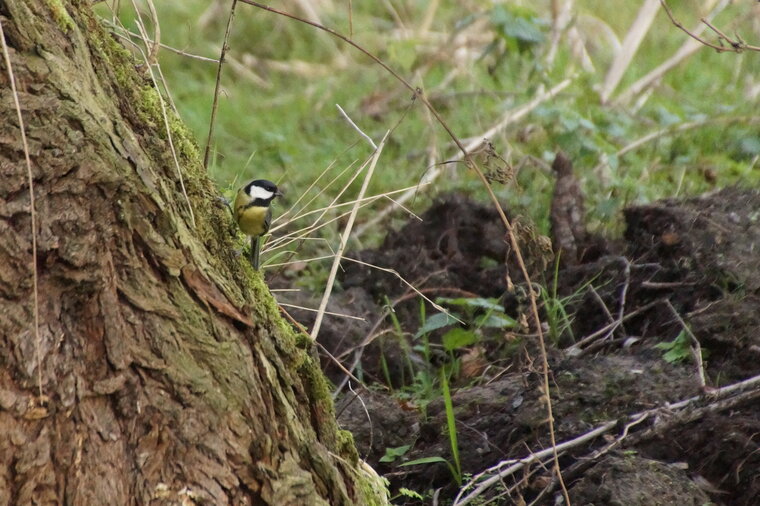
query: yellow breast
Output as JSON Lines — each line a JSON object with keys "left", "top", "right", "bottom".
{"left": 234, "top": 192, "right": 270, "bottom": 237}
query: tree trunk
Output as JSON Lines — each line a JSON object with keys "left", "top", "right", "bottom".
{"left": 0, "top": 1, "right": 386, "bottom": 504}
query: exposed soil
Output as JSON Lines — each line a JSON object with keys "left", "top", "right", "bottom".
{"left": 277, "top": 187, "right": 760, "bottom": 505}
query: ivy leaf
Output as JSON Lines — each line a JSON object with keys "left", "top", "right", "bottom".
{"left": 415, "top": 312, "right": 460, "bottom": 338}
{"left": 442, "top": 328, "right": 479, "bottom": 351}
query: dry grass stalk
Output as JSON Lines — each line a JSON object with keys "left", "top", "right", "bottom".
{"left": 615, "top": 0, "right": 728, "bottom": 105}
{"left": 310, "top": 134, "right": 388, "bottom": 340}
{"left": 1, "top": 17, "right": 42, "bottom": 397}
{"left": 277, "top": 302, "right": 365, "bottom": 321}
{"left": 599, "top": 0, "right": 661, "bottom": 103}
{"left": 592, "top": 115, "right": 760, "bottom": 177}
{"left": 545, "top": 0, "right": 574, "bottom": 67}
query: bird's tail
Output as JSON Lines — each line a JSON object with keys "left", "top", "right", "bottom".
{"left": 251, "top": 236, "right": 261, "bottom": 270}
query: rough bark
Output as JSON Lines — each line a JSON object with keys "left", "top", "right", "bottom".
{"left": 0, "top": 1, "right": 387, "bottom": 504}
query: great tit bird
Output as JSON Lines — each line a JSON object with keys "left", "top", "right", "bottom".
{"left": 234, "top": 179, "right": 282, "bottom": 270}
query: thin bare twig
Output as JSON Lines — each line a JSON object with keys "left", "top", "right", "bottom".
{"left": 590, "top": 286, "right": 615, "bottom": 326}
{"left": 347, "top": 382, "right": 373, "bottom": 461}
{"left": 110, "top": 25, "right": 219, "bottom": 62}
{"left": 616, "top": 0, "right": 728, "bottom": 105}
{"left": 616, "top": 257, "right": 631, "bottom": 336}
{"left": 336, "top": 104, "right": 377, "bottom": 149}
{"left": 272, "top": 156, "right": 360, "bottom": 230}
{"left": 332, "top": 274, "right": 455, "bottom": 397}
{"left": 203, "top": 0, "right": 238, "bottom": 169}
{"left": 276, "top": 302, "right": 365, "bottom": 321}
{"left": 641, "top": 280, "right": 696, "bottom": 289}
{"left": 567, "top": 299, "right": 663, "bottom": 355}
{"left": 1, "top": 18, "right": 42, "bottom": 398}
{"left": 660, "top": 0, "right": 760, "bottom": 53}
{"left": 355, "top": 78, "right": 573, "bottom": 238}
{"left": 347, "top": 0, "right": 353, "bottom": 39}
{"left": 454, "top": 421, "right": 616, "bottom": 505}
{"left": 143, "top": 0, "right": 160, "bottom": 63}
{"left": 278, "top": 304, "right": 366, "bottom": 389}
{"left": 343, "top": 258, "right": 460, "bottom": 323}
{"left": 274, "top": 183, "right": 426, "bottom": 230}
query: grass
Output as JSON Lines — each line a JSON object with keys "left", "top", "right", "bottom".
{"left": 103, "top": 1, "right": 759, "bottom": 262}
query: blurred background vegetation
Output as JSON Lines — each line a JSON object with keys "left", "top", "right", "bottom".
{"left": 99, "top": 0, "right": 760, "bottom": 270}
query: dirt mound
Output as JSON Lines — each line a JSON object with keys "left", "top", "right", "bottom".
{"left": 342, "top": 195, "right": 515, "bottom": 300}
{"left": 569, "top": 454, "right": 711, "bottom": 506}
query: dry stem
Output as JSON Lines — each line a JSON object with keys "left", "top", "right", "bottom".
{"left": 203, "top": 0, "right": 238, "bottom": 169}
{"left": 0, "top": 18, "right": 42, "bottom": 398}
{"left": 310, "top": 135, "right": 388, "bottom": 340}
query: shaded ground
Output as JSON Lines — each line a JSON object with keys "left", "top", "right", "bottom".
{"left": 278, "top": 187, "right": 760, "bottom": 505}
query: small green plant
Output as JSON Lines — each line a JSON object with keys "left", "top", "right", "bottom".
{"left": 405, "top": 297, "right": 517, "bottom": 405}
{"left": 440, "top": 366, "right": 462, "bottom": 486}
{"left": 411, "top": 300, "right": 437, "bottom": 403}
{"left": 398, "top": 368, "right": 463, "bottom": 487}
{"left": 400, "top": 455, "right": 462, "bottom": 488}
{"left": 379, "top": 444, "right": 411, "bottom": 463}
{"left": 416, "top": 296, "right": 518, "bottom": 351}
{"left": 393, "top": 488, "right": 425, "bottom": 502}
{"left": 540, "top": 257, "right": 598, "bottom": 344}
{"left": 381, "top": 296, "right": 418, "bottom": 389}
{"left": 654, "top": 330, "right": 693, "bottom": 363}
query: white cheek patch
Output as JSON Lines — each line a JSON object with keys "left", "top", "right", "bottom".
{"left": 248, "top": 185, "right": 275, "bottom": 200}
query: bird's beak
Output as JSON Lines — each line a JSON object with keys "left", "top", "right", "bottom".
{"left": 275, "top": 189, "right": 284, "bottom": 197}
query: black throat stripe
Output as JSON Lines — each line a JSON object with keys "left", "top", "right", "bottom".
{"left": 244, "top": 198, "right": 271, "bottom": 210}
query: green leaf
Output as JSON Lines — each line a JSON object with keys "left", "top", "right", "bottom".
{"left": 490, "top": 6, "right": 544, "bottom": 45}
{"left": 654, "top": 330, "right": 691, "bottom": 363}
{"left": 475, "top": 313, "right": 518, "bottom": 329}
{"left": 387, "top": 39, "right": 418, "bottom": 72}
{"left": 437, "top": 297, "right": 503, "bottom": 312}
{"left": 441, "top": 368, "right": 461, "bottom": 485}
{"left": 379, "top": 444, "right": 411, "bottom": 463}
{"left": 415, "top": 312, "right": 459, "bottom": 338}
{"left": 442, "top": 328, "right": 479, "bottom": 351}
{"left": 400, "top": 455, "right": 461, "bottom": 487}
{"left": 740, "top": 137, "right": 760, "bottom": 156}
{"left": 399, "top": 456, "right": 450, "bottom": 467}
